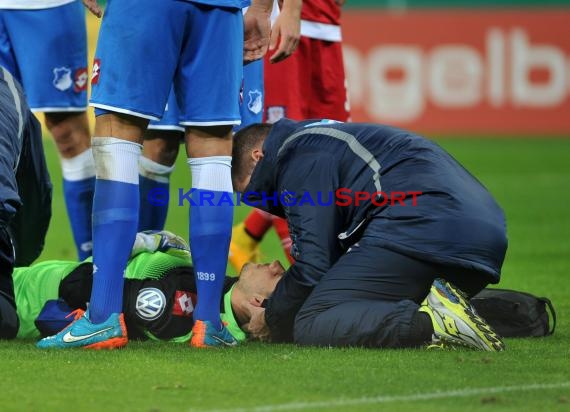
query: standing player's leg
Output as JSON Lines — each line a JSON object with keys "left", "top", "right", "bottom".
{"left": 308, "top": 38, "right": 350, "bottom": 121}
{"left": 1, "top": 3, "right": 94, "bottom": 260}
{"left": 177, "top": 4, "right": 243, "bottom": 347}
{"left": 37, "top": 0, "right": 182, "bottom": 349}
{"left": 229, "top": 40, "right": 307, "bottom": 271}
{"left": 46, "top": 112, "right": 94, "bottom": 260}
{"left": 267, "top": 38, "right": 349, "bottom": 263}
{"left": 138, "top": 135, "right": 178, "bottom": 231}
{"left": 37, "top": 111, "right": 145, "bottom": 350}
{"left": 139, "top": 89, "right": 182, "bottom": 231}
{"left": 88, "top": 112, "right": 146, "bottom": 324}
{"left": 228, "top": 59, "right": 266, "bottom": 272}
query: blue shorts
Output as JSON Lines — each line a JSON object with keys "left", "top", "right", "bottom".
{"left": 0, "top": 2, "right": 88, "bottom": 112}
{"left": 147, "top": 87, "right": 183, "bottom": 132}
{"left": 92, "top": 0, "right": 243, "bottom": 126}
{"left": 149, "top": 59, "right": 264, "bottom": 132}
{"left": 235, "top": 59, "right": 264, "bottom": 131}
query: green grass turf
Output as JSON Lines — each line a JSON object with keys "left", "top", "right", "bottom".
{"left": 1, "top": 137, "right": 569, "bottom": 412}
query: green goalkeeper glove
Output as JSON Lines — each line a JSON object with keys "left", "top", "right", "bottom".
{"left": 131, "top": 230, "right": 191, "bottom": 261}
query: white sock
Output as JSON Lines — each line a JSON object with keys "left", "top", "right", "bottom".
{"left": 187, "top": 156, "right": 232, "bottom": 192}
{"left": 139, "top": 156, "right": 174, "bottom": 183}
{"left": 92, "top": 137, "right": 142, "bottom": 184}
{"left": 60, "top": 148, "right": 96, "bottom": 181}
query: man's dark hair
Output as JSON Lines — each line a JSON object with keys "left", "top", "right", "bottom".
{"left": 232, "top": 123, "right": 273, "bottom": 186}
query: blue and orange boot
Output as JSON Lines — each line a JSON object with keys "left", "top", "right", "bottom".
{"left": 190, "top": 320, "right": 238, "bottom": 348}
{"left": 36, "top": 310, "right": 128, "bottom": 350}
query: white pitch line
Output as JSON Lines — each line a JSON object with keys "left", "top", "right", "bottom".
{"left": 195, "top": 382, "right": 570, "bottom": 412}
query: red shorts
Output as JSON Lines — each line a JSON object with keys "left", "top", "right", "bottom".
{"left": 263, "top": 36, "right": 350, "bottom": 123}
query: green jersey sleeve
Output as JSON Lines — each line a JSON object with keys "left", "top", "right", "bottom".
{"left": 13, "top": 260, "right": 83, "bottom": 338}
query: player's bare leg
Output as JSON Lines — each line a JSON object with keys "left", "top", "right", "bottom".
{"left": 38, "top": 113, "right": 147, "bottom": 349}
{"left": 45, "top": 111, "right": 94, "bottom": 260}
{"left": 138, "top": 131, "right": 180, "bottom": 231}
{"left": 143, "top": 131, "right": 181, "bottom": 166}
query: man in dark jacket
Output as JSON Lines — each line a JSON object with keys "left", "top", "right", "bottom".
{"left": 232, "top": 119, "right": 507, "bottom": 350}
{"left": 0, "top": 66, "right": 53, "bottom": 339}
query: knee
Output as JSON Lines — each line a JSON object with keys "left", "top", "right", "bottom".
{"left": 184, "top": 125, "right": 233, "bottom": 158}
{"left": 45, "top": 112, "right": 90, "bottom": 157}
{"left": 94, "top": 113, "right": 148, "bottom": 143}
{"left": 142, "top": 131, "right": 181, "bottom": 166}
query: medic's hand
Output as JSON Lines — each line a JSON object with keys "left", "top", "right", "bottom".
{"left": 247, "top": 306, "right": 271, "bottom": 342}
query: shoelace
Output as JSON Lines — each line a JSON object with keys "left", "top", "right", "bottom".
{"left": 65, "top": 308, "right": 86, "bottom": 322}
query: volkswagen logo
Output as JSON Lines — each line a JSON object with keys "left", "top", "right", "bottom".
{"left": 136, "top": 288, "right": 166, "bottom": 321}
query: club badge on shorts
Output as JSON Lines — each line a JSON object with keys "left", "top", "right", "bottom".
{"left": 52, "top": 67, "right": 72, "bottom": 91}
{"left": 266, "top": 106, "right": 286, "bottom": 124}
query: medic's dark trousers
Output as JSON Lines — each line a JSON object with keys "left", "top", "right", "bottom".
{"left": 294, "top": 224, "right": 494, "bottom": 348}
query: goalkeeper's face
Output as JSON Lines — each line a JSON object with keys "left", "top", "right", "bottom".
{"left": 239, "top": 260, "right": 285, "bottom": 298}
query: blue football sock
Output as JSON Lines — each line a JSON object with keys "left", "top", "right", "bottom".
{"left": 61, "top": 149, "right": 96, "bottom": 260}
{"left": 139, "top": 175, "right": 169, "bottom": 231}
{"left": 188, "top": 157, "right": 233, "bottom": 329}
{"left": 63, "top": 177, "right": 95, "bottom": 260}
{"left": 89, "top": 138, "right": 141, "bottom": 324}
{"left": 138, "top": 156, "right": 174, "bottom": 231}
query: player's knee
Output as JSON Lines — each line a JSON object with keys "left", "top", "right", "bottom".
{"left": 185, "top": 125, "right": 233, "bottom": 158}
{"left": 94, "top": 113, "right": 148, "bottom": 143}
{"left": 185, "top": 124, "right": 233, "bottom": 140}
{"left": 45, "top": 112, "right": 90, "bottom": 157}
{"left": 142, "top": 131, "right": 181, "bottom": 166}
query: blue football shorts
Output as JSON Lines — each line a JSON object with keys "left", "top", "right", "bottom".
{"left": 147, "top": 87, "right": 184, "bottom": 132}
{"left": 235, "top": 59, "right": 264, "bottom": 131}
{"left": 91, "top": 0, "right": 243, "bottom": 126}
{"left": 0, "top": 1, "right": 88, "bottom": 112}
{"left": 149, "top": 58, "right": 264, "bottom": 132}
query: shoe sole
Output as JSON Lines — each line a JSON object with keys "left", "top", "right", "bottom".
{"left": 85, "top": 337, "right": 128, "bottom": 350}
{"left": 85, "top": 313, "right": 129, "bottom": 350}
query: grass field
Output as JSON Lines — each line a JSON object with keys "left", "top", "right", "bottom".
{"left": 1, "top": 137, "right": 569, "bottom": 412}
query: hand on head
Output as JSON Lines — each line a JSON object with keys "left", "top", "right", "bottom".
{"left": 231, "top": 260, "right": 285, "bottom": 339}
{"left": 246, "top": 305, "right": 271, "bottom": 342}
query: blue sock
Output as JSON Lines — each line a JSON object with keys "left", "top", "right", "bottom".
{"left": 138, "top": 176, "right": 169, "bottom": 231}
{"left": 188, "top": 157, "right": 233, "bottom": 329}
{"left": 89, "top": 138, "right": 141, "bottom": 324}
{"left": 138, "top": 157, "right": 174, "bottom": 231}
{"left": 60, "top": 149, "right": 96, "bottom": 261}
{"left": 63, "top": 177, "right": 95, "bottom": 260}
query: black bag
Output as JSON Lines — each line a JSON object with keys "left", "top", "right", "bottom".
{"left": 471, "top": 288, "right": 556, "bottom": 338}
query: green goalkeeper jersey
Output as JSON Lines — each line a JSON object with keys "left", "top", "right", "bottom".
{"left": 12, "top": 251, "right": 244, "bottom": 342}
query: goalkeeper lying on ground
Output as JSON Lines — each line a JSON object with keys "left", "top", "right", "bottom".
{"left": 0, "top": 231, "right": 282, "bottom": 344}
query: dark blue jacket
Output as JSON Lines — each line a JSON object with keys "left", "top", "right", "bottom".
{"left": 0, "top": 67, "right": 52, "bottom": 267}
{"left": 243, "top": 119, "right": 508, "bottom": 342}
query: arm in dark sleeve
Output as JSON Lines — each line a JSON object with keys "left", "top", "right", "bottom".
{"left": 10, "top": 113, "right": 52, "bottom": 266}
{"left": 264, "top": 152, "right": 344, "bottom": 342}
{"left": 0, "top": 91, "right": 22, "bottom": 229}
